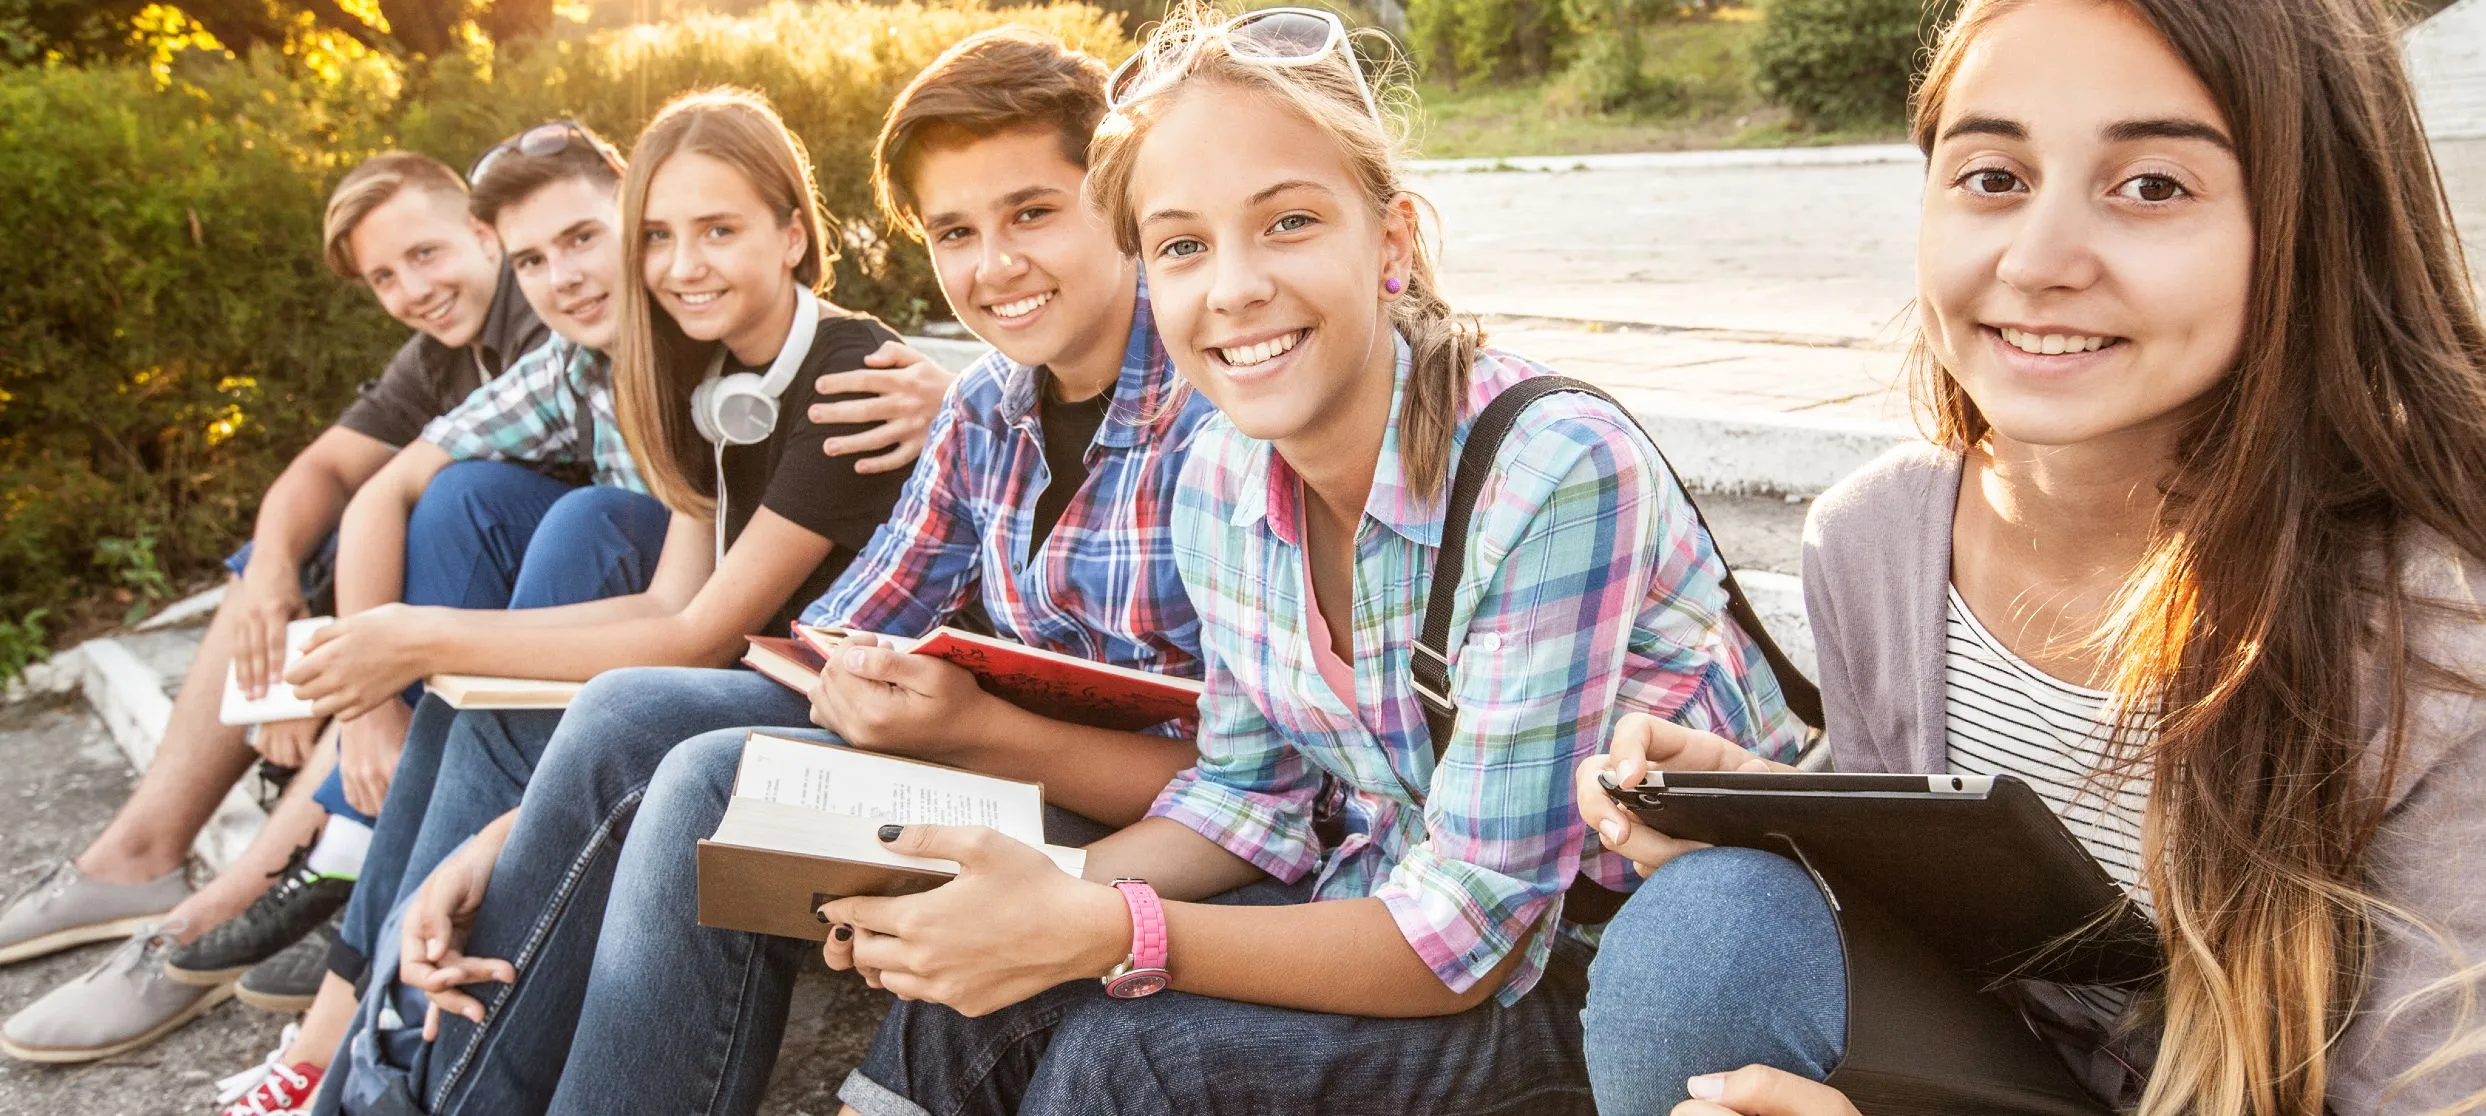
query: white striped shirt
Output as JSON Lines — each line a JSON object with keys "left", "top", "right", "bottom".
{"left": 1945, "top": 587, "right": 2158, "bottom": 1021}
{"left": 1942, "top": 585, "right": 2153, "bottom": 908}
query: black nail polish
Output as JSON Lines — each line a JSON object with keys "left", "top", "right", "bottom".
{"left": 877, "top": 824, "right": 903, "bottom": 842}
{"left": 833, "top": 924, "right": 853, "bottom": 942}
{"left": 814, "top": 907, "right": 831, "bottom": 924}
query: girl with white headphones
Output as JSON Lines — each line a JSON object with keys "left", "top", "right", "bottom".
{"left": 585, "top": 86, "right": 934, "bottom": 657}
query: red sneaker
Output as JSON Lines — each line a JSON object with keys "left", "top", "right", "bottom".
{"left": 214, "top": 1024, "right": 324, "bottom": 1116}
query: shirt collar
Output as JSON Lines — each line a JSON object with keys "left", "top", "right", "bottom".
{"left": 467, "top": 259, "right": 539, "bottom": 374}
{"left": 1234, "top": 331, "right": 1443, "bottom": 550}
{"left": 996, "top": 273, "right": 1169, "bottom": 449}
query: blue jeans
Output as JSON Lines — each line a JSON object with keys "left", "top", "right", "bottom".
{"left": 842, "top": 906, "right": 1594, "bottom": 1116}
{"left": 1580, "top": 847, "right": 1847, "bottom": 1114}
{"left": 543, "top": 731, "right": 1116, "bottom": 1116}
{"left": 326, "top": 699, "right": 565, "bottom": 983}
{"left": 309, "top": 463, "right": 667, "bottom": 827}
{"left": 314, "top": 667, "right": 814, "bottom": 1116}
{"left": 224, "top": 533, "right": 341, "bottom": 616}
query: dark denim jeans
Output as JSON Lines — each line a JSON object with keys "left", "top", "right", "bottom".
{"left": 314, "top": 667, "right": 814, "bottom": 1116}
{"left": 1579, "top": 846, "right": 1847, "bottom": 1114}
{"left": 327, "top": 701, "right": 565, "bottom": 982}
{"left": 842, "top": 906, "right": 1596, "bottom": 1116}
{"left": 307, "top": 462, "right": 668, "bottom": 826}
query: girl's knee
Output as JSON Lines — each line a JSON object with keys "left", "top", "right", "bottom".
{"left": 1587, "top": 847, "right": 1838, "bottom": 1022}
{"left": 533, "top": 485, "right": 645, "bottom": 540}
{"left": 644, "top": 730, "right": 746, "bottom": 818}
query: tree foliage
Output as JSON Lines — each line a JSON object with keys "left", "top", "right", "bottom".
{"left": 0, "top": 0, "right": 554, "bottom": 63}
{"left": 1750, "top": 0, "right": 1952, "bottom": 127}
{"left": 0, "top": 1, "right": 1129, "bottom": 646}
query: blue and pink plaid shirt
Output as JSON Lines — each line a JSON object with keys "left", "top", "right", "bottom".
{"left": 800, "top": 282, "right": 1214, "bottom": 722}
{"left": 1150, "top": 337, "right": 1808, "bottom": 1003}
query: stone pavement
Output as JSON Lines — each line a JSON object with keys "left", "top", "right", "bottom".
{"left": 1413, "top": 136, "right": 2486, "bottom": 425}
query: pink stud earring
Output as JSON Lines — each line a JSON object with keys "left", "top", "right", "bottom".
{"left": 1384, "top": 276, "right": 1403, "bottom": 295}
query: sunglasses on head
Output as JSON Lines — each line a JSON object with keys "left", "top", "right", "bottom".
{"left": 467, "top": 119, "right": 621, "bottom": 184}
{"left": 1107, "top": 7, "right": 1381, "bottom": 128}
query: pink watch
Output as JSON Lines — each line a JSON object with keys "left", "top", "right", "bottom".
{"left": 1102, "top": 878, "right": 1170, "bottom": 999}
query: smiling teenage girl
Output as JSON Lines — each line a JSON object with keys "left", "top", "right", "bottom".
{"left": 812, "top": 9, "right": 1804, "bottom": 1115}
{"left": 1577, "top": 1, "right": 2486, "bottom": 1113}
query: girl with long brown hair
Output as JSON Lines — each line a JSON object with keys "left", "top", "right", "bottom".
{"left": 1578, "top": 0, "right": 2486, "bottom": 1113}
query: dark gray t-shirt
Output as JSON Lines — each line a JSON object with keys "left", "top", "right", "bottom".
{"left": 334, "top": 262, "right": 549, "bottom": 447}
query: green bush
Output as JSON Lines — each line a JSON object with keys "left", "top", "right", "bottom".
{"left": 0, "top": 56, "right": 405, "bottom": 642}
{"left": 1407, "top": 0, "right": 1570, "bottom": 88}
{"left": 395, "top": 2, "right": 1131, "bottom": 328}
{"left": 1751, "top": 0, "right": 1953, "bottom": 128}
{"left": 0, "top": 1, "right": 1130, "bottom": 656}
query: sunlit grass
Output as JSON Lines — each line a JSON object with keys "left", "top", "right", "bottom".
{"left": 1408, "top": 11, "right": 1903, "bottom": 159}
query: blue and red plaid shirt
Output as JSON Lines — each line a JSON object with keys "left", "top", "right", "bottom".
{"left": 800, "top": 282, "right": 1214, "bottom": 726}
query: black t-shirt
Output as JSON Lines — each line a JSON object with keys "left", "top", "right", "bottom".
{"left": 1027, "top": 372, "right": 1114, "bottom": 564}
{"left": 714, "top": 307, "right": 913, "bottom": 632}
{"left": 334, "top": 261, "right": 549, "bottom": 447}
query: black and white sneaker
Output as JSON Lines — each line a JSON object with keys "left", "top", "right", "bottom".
{"left": 236, "top": 917, "right": 337, "bottom": 1013}
{"left": 162, "top": 842, "right": 353, "bottom": 987}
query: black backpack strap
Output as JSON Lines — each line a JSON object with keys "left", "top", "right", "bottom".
{"left": 1409, "top": 375, "right": 1826, "bottom": 924}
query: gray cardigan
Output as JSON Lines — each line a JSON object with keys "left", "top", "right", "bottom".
{"left": 1800, "top": 443, "right": 2486, "bottom": 1114}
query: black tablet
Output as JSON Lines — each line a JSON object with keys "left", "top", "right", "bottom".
{"left": 1601, "top": 770, "right": 2160, "bottom": 988}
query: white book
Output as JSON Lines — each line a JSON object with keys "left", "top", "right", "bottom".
{"left": 697, "top": 732, "right": 1085, "bottom": 941}
{"left": 216, "top": 617, "right": 333, "bottom": 726}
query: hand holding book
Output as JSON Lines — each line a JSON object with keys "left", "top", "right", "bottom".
{"left": 745, "top": 624, "right": 1202, "bottom": 735}
{"left": 814, "top": 821, "right": 1129, "bottom": 1016}
{"left": 1675, "top": 1067, "right": 1864, "bottom": 1116}
{"left": 808, "top": 631, "right": 1010, "bottom": 761}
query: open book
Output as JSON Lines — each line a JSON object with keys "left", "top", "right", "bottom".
{"left": 696, "top": 732, "right": 1086, "bottom": 941}
{"left": 423, "top": 674, "right": 585, "bottom": 711}
{"left": 217, "top": 617, "right": 333, "bottom": 726}
{"left": 776, "top": 624, "right": 1201, "bottom": 732}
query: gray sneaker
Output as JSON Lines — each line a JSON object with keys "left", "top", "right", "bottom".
{"left": 0, "top": 924, "right": 232, "bottom": 1063}
{"left": 0, "top": 859, "right": 188, "bottom": 966}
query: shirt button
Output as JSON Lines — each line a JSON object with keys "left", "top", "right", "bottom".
{"left": 1469, "top": 631, "right": 1503, "bottom": 652}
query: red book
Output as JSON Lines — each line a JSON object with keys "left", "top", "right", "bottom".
{"left": 743, "top": 635, "right": 827, "bottom": 695}
{"left": 792, "top": 624, "right": 1201, "bottom": 733}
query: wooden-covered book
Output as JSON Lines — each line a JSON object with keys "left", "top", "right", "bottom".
{"left": 424, "top": 673, "right": 585, "bottom": 711}
{"left": 695, "top": 732, "right": 1086, "bottom": 941}
{"left": 788, "top": 624, "right": 1200, "bottom": 732}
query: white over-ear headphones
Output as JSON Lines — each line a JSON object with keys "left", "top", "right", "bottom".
{"left": 690, "top": 285, "right": 821, "bottom": 567}
{"left": 690, "top": 285, "right": 821, "bottom": 446}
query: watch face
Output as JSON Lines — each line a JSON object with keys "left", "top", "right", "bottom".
{"left": 1105, "top": 969, "right": 1170, "bottom": 999}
